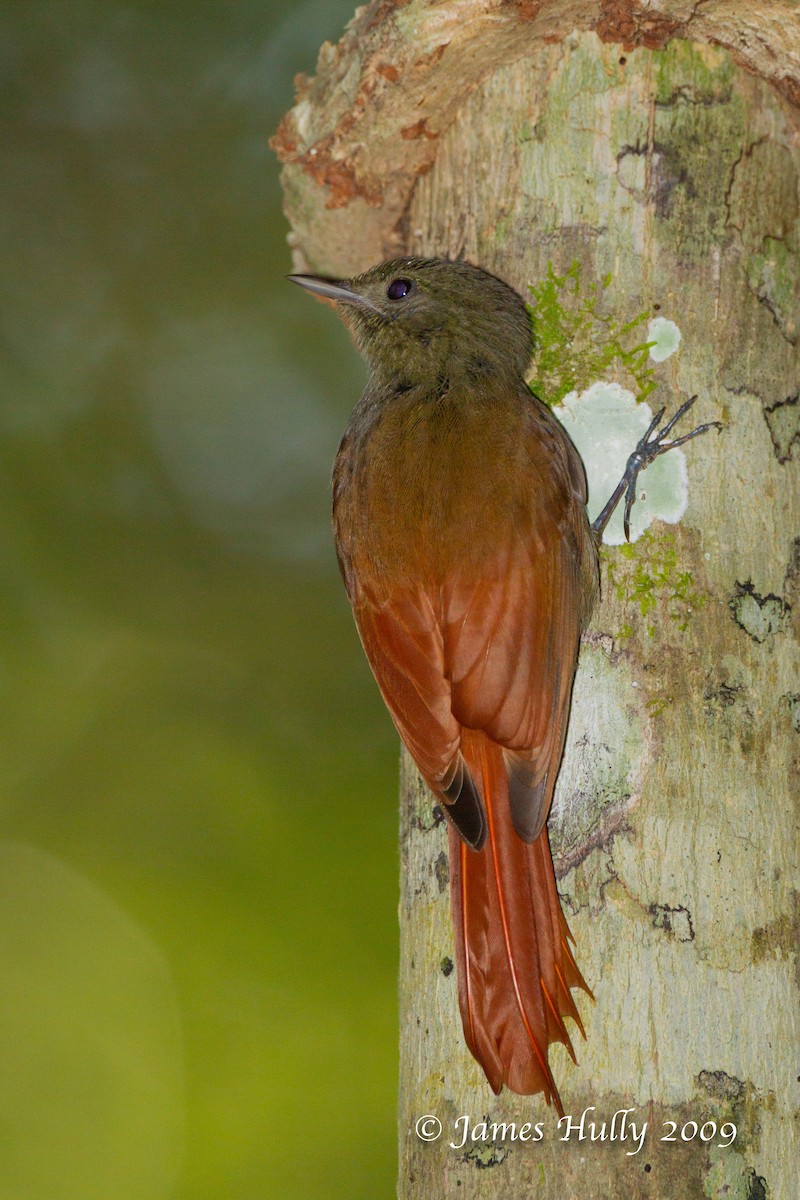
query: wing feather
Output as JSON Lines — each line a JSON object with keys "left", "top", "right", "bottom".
{"left": 333, "top": 379, "right": 599, "bottom": 1100}
{"left": 336, "top": 386, "right": 596, "bottom": 847}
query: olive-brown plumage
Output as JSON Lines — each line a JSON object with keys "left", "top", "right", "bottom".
{"left": 290, "top": 257, "right": 599, "bottom": 1109}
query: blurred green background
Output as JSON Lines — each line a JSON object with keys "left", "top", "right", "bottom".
{"left": 0, "top": 3, "right": 400, "bottom": 1197}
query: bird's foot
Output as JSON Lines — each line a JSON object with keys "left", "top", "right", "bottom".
{"left": 591, "top": 395, "right": 723, "bottom": 542}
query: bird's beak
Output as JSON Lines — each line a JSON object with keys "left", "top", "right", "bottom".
{"left": 287, "top": 274, "right": 381, "bottom": 315}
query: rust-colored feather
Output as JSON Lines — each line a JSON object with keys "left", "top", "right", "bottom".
{"left": 333, "top": 368, "right": 598, "bottom": 1100}
{"left": 449, "top": 730, "right": 590, "bottom": 1111}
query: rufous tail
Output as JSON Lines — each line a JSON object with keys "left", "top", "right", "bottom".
{"left": 448, "top": 729, "right": 591, "bottom": 1114}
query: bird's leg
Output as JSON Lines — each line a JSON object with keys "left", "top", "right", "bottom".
{"left": 591, "top": 395, "right": 722, "bottom": 543}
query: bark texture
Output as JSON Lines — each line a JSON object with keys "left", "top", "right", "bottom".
{"left": 275, "top": 5, "right": 799, "bottom": 1198}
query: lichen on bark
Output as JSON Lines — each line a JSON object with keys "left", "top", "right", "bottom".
{"left": 275, "top": 7, "right": 800, "bottom": 1198}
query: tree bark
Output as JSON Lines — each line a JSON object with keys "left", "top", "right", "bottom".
{"left": 274, "top": 5, "right": 799, "bottom": 1197}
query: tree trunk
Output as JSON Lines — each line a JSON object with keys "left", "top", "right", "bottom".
{"left": 274, "top": 5, "right": 799, "bottom": 1197}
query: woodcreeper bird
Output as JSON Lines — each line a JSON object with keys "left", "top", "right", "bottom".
{"left": 290, "top": 257, "right": 718, "bottom": 1112}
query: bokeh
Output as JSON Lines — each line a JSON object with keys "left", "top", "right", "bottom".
{"left": 0, "top": 3, "right": 399, "bottom": 1197}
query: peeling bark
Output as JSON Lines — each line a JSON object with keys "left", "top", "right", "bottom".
{"left": 272, "top": 0, "right": 800, "bottom": 274}
{"left": 275, "top": 5, "right": 799, "bottom": 1198}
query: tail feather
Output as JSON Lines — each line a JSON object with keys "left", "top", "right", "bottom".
{"left": 449, "top": 729, "right": 589, "bottom": 1112}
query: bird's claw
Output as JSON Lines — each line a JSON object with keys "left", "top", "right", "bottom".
{"left": 620, "top": 395, "right": 723, "bottom": 541}
{"left": 591, "top": 394, "right": 723, "bottom": 542}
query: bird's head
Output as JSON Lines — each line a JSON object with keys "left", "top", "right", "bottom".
{"left": 289, "top": 257, "right": 533, "bottom": 385}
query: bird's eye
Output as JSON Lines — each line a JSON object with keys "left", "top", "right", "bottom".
{"left": 387, "top": 278, "right": 412, "bottom": 300}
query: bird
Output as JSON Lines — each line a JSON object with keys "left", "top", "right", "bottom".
{"left": 288, "top": 256, "right": 718, "bottom": 1112}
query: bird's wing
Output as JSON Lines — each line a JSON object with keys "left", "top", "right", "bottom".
{"left": 353, "top": 582, "right": 457, "bottom": 783}
{"left": 441, "top": 494, "right": 587, "bottom": 842}
{"left": 351, "top": 584, "right": 486, "bottom": 849}
{"left": 350, "top": 465, "right": 589, "bottom": 845}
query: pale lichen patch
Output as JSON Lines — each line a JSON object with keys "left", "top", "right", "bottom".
{"left": 554, "top": 382, "right": 689, "bottom": 545}
{"left": 728, "top": 581, "right": 788, "bottom": 643}
{"left": 763, "top": 392, "right": 800, "bottom": 463}
{"left": 647, "top": 316, "right": 682, "bottom": 362}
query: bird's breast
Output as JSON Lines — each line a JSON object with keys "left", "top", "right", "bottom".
{"left": 333, "top": 385, "right": 573, "bottom": 594}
